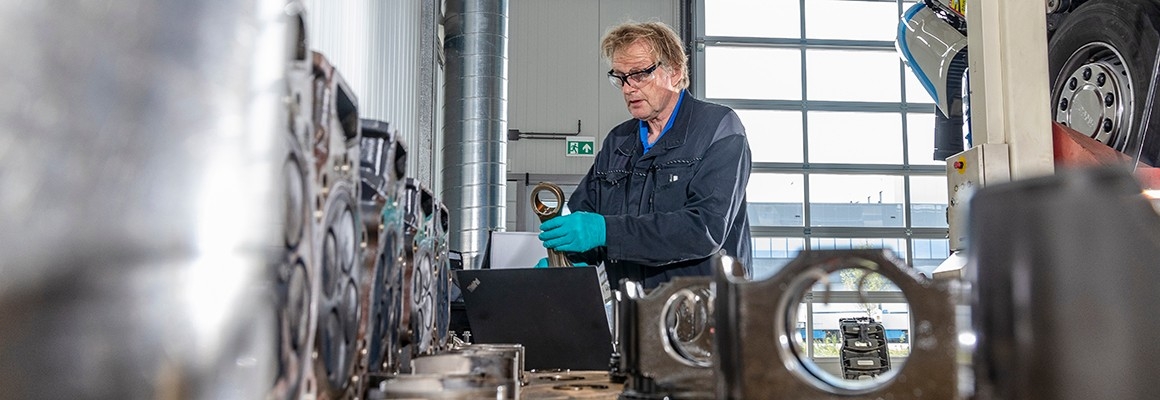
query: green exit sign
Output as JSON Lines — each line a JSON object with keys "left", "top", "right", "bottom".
{"left": 566, "top": 136, "right": 595, "bottom": 157}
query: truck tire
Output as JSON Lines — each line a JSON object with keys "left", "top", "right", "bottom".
{"left": 1048, "top": 0, "right": 1160, "bottom": 165}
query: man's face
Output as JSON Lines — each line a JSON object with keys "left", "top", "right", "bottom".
{"left": 609, "top": 41, "right": 680, "bottom": 122}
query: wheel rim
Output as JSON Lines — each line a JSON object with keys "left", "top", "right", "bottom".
{"left": 1053, "top": 42, "right": 1134, "bottom": 149}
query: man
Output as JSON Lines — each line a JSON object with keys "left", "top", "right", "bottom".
{"left": 537, "top": 21, "right": 752, "bottom": 288}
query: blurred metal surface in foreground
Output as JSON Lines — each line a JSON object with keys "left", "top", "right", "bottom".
{"left": 970, "top": 167, "right": 1160, "bottom": 400}
{"left": 0, "top": 1, "right": 290, "bottom": 398}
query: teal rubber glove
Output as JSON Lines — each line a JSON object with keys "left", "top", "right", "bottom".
{"left": 538, "top": 211, "right": 606, "bottom": 253}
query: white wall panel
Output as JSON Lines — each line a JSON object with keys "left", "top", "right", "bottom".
{"left": 507, "top": 0, "right": 677, "bottom": 175}
{"left": 303, "top": 1, "right": 440, "bottom": 187}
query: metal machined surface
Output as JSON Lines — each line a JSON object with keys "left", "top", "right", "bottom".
{"left": 306, "top": 52, "right": 365, "bottom": 399}
{"left": 619, "top": 277, "right": 715, "bottom": 399}
{"left": 360, "top": 120, "right": 409, "bottom": 378}
{"left": 714, "top": 250, "right": 960, "bottom": 400}
{"left": 441, "top": 0, "right": 510, "bottom": 269}
{"left": 969, "top": 167, "right": 1160, "bottom": 400}
{"left": 412, "top": 186, "right": 440, "bottom": 356}
{"left": 0, "top": 1, "right": 288, "bottom": 398}
{"left": 530, "top": 182, "right": 573, "bottom": 267}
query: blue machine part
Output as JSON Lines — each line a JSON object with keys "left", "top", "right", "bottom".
{"left": 898, "top": 2, "right": 938, "bottom": 102}
{"left": 896, "top": 2, "right": 969, "bottom": 116}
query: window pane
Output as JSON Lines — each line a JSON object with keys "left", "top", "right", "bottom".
{"left": 810, "top": 237, "right": 908, "bottom": 262}
{"left": 705, "top": 0, "right": 800, "bottom": 38}
{"left": 906, "top": 112, "right": 942, "bottom": 165}
{"left": 912, "top": 238, "right": 950, "bottom": 276}
{"left": 807, "top": 112, "right": 903, "bottom": 164}
{"left": 751, "top": 237, "right": 805, "bottom": 280}
{"left": 706, "top": 46, "right": 802, "bottom": 100}
{"left": 807, "top": 49, "right": 901, "bottom": 102}
{"left": 810, "top": 174, "right": 905, "bottom": 227}
{"left": 805, "top": 0, "right": 901, "bottom": 41}
{"left": 910, "top": 175, "right": 948, "bottom": 228}
{"left": 736, "top": 109, "right": 803, "bottom": 162}
{"left": 747, "top": 173, "right": 805, "bottom": 227}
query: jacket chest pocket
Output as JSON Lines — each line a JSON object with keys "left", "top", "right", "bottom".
{"left": 651, "top": 163, "right": 696, "bottom": 212}
{"left": 596, "top": 170, "right": 631, "bottom": 213}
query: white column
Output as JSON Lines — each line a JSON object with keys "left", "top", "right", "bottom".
{"left": 966, "top": 0, "right": 1055, "bottom": 179}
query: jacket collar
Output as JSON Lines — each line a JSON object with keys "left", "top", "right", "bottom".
{"left": 615, "top": 90, "right": 691, "bottom": 157}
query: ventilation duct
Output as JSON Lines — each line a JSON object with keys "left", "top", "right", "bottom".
{"left": 442, "top": 0, "right": 509, "bottom": 268}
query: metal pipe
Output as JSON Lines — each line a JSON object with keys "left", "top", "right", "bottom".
{"left": 442, "top": 0, "right": 509, "bottom": 269}
{"left": 0, "top": 1, "right": 287, "bottom": 398}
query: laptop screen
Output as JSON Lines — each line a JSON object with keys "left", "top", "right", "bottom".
{"left": 454, "top": 267, "right": 613, "bottom": 370}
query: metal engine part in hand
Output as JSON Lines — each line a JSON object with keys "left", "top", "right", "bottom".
{"left": 530, "top": 182, "right": 573, "bottom": 267}
{"left": 0, "top": 1, "right": 287, "bottom": 399}
{"left": 306, "top": 51, "right": 365, "bottom": 399}
{"left": 969, "top": 167, "right": 1160, "bottom": 400}
{"left": 619, "top": 277, "right": 715, "bottom": 399}
{"left": 376, "top": 374, "right": 509, "bottom": 399}
{"left": 714, "top": 250, "right": 959, "bottom": 399}
{"left": 411, "top": 353, "right": 518, "bottom": 399}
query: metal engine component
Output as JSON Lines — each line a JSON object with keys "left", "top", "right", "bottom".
{"left": 522, "top": 371, "right": 622, "bottom": 399}
{"left": 273, "top": 8, "right": 320, "bottom": 399}
{"left": 396, "top": 178, "right": 425, "bottom": 369}
{"left": 434, "top": 203, "right": 454, "bottom": 351}
{"left": 530, "top": 182, "right": 573, "bottom": 267}
{"left": 456, "top": 343, "right": 528, "bottom": 391}
{"left": 361, "top": 120, "right": 410, "bottom": 379}
{"left": 0, "top": 0, "right": 287, "bottom": 398}
{"left": 969, "top": 167, "right": 1160, "bottom": 400}
{"left": 411, "top": 353, "right": 518, "bottom": 399}
{"left": 307, "top": 51, "right": 365, "bottom": 399}
{"left": 619, "top": 277, "right": 715, "bottom": 399}
{"left": 714, "top": 250, "right": 959, "bottom": 399}
{"left": 411, "top": 186, "right": 441, "bottom": 356}
{"left": 375, "top": 374, "right": 510, "bottom": 399}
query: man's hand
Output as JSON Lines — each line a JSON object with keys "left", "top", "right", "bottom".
{"left": 538, "top": 212, "right": 606, "bottom": 253}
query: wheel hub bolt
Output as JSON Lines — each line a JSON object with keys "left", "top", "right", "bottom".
{"left": 1105, "top": 93, "right": 1115, "bottom": 107}
{"left": 1103, "top": 119, "right": 1113, "bottom": 133}
{"left": 1069, "top": 77, "right": 1078, "bottom": 90}
{"left": 1060, "top": 98, "right": 1069, "bottom": 110}
{"left": 1083, "top": 67, "right": 1092, "bottom": 80}
{"left": 1097, "top": 73, "right": 1106, "bottom": 86}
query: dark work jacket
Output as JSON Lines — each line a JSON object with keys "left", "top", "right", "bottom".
{"left": 567, "top": 95, "right": 752, "bottom": 289}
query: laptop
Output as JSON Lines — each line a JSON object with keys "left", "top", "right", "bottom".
{"left": 454, "top": 267, "right": 613, "bottom": 370}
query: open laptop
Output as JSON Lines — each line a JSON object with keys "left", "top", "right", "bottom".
{"left": 454, "top": 267, "right": 613, "bottom": 370}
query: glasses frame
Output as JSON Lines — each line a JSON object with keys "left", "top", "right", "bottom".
{"left": 608, "top": 63, "right": 661, "bottom": 88}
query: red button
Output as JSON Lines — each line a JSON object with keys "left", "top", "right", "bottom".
{"left": 953, "top": 161, "right": 964, "bottom": 169}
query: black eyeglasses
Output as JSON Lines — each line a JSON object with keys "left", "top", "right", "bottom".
{"left": 607, "top": 63, "right": 661, "bottom": 89}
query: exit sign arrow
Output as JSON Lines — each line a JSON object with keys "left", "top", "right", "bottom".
{"left": 566, "top": 136, "right": 595, "bottom": 157}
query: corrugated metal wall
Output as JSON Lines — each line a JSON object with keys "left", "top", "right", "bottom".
{"left": 507, "top": 0, "right": 678, "bottom": 175}
{"left": 302, "top": 0, "right": 441, "bottom": 189}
